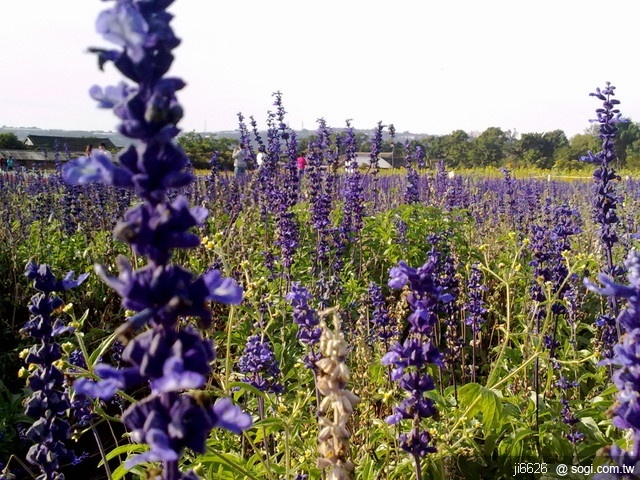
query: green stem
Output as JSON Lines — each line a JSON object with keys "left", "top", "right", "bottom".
{"left": 91, "top": 421, "right": 113, "bottom": 480}
{"left": 486, "top": 278, "right": 511, "bottom": 389}
{"left": 224, "top": 305, "right": 236, "bottom": 392}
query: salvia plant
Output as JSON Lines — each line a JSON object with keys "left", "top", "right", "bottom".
{"left": 61, "top": 1, "right": 251, "bottom": 478}
{"left": 580, "top": 82, "right": 625, "bottom": 357}
{"left": 20, "top": 262, "right": 88, "bottom": 480}
{"left": 382, "top": 257, "right": 449, "bottom": 479}
{"left": 403, "top": 139, "right": 420, "bottom": 204}
{"left": 586, "top": 250, "right": 640, "bottom": 478}
{"left": 286, "top": 282, "right": 322, "bottom": 371}
{"left": 463, "top": 262, "right": 487, "bottom": 383}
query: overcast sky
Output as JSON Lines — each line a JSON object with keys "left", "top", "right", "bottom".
{"left": 1, "top": 0, "right": 639, "bottom": 138}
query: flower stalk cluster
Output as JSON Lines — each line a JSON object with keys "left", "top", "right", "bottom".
{"left": 585, "top": 250, "right": 640, "bottom": 475}
{"left": 339, "top": 120, "right": 365, "bottom": 240}
{"left": 315, "top": 312, "right": 360, "bottom": 480}
{"left": 368, "top": 282, "right": 396, "bottom": 344}
{"left": 382, "top": 258, "right": 448, "bottom": 477}
{"left": 580, "top": 82, "right": 625, "bottom": 356}
{"left": 286, "top": 282, "right": 322, "bottom": 370}
{"left": 61, "top": 1, "right": 251, "bottom": 478}
{"left": 238, "top": 334, "right": 284, "bottom": 395}
{"left": 580, "top": 82, "right": 623, "bottom": 269}
{"left": 20, "top": 262, "right": 88, "bottom": 480}
{"left": 403, "top": 140, "right": 420, "bottom": 204}
{"left": 463, "top": 262, "right": 487, "bottom": 382}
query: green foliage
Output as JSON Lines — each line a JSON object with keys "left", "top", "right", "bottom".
{"left": 178, "top": 131, "right": 237, "bottom": 169}
{"left": 471, "top": 127, "right": 509, "bottom": 167}
{"left": 0, "top": 380, "right": 31, "bottom": 460}
{"left": 512, "top": 130, "right": 569, "bottom": 169}
{"left": 0, "top": 168, "right": 633, "bottom": 479}
{"left": 0, "top": 133, "right": 25, "bottom": 149}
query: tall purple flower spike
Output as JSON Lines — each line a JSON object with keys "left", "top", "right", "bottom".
{"left": 63, "top": 1, "right": 251, "bottom": 478}
{"left": 586, "top": 250, "right": 640, "bottom": 478}
{"left": 579, "top": 82, "right": 625, "bottom": 359}
{"left": 382, "top": 257, "right": 449, "bottom": 475}
{"left": 21, "top": 262, "right": 89, "bottom": 479}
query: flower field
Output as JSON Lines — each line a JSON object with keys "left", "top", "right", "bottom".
{"left": 1, "top": 2, "right": 640, "bottom": 480}
{"left": 1, "top": 155, "right": 640, "bottom": 480}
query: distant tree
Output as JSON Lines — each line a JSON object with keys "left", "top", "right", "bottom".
{"left": 552, "top": 132, "right": 599, "bottom": 170}
{"left": 440, "top": 130, "right": 471, "bottom": 168}
{"left": 614, "top": 119, "right": 640, "bottom": 166}
{"left": 470, "top": 127, "right": 508, "bottom": 167}
{"left": 514, "top": 130, "right": 568, "bottom": 169}
{"left": 624, "top": 136, "right": 640, "bottom": 170}
{"left": 355, "top": 132, "right": 371, "bottom": 152}
{"left": 421, "top": 134, "right": 444, "bottom": 169}
{"left": 0, "top": 133, "right": 25, "bottom": 149}
{"left": 177, "top": 132, "right": 235, "bottom": 169}
{"left": 297, "top": 136, "right": 312, "bottom": 153}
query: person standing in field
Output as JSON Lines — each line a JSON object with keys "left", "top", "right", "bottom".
{"left": 85, "top": 144, "right": 93, "bottom": 157}
{"left": 232, "top": 143, "right": 247, "bottom": 177}
{"left": 98, "top": 142, "right": 112, "bottom": 161}
{"left": 255, "top": 146, "right": 265, "bottom": 169}
{"left": 6, "top": 155, "right": 14, "bottom": 171}
{"left": 296, "top": 153, "right": 306, "bottom": 178}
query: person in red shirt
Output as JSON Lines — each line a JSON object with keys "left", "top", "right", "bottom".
{"left": 296, "top": 154, "right": 306, "bottom": 178}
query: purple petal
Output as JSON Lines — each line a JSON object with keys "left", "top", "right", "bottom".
{"left": 212, "top": 397, "right": 252, "bottom": 434}
{"left": 201, "top": 270, "right": 243, "bottom": 305}
{"left": 96, "top": 3, "right": 149, "bottom": 63}
{"left": 73, "top": 377, "right": 120, "bottom": 400}
{"left": 62, "top": 151, "right": 132, "bottom": 187}
{"left": 150, "top": 357, "right": 205, "bottom": 394}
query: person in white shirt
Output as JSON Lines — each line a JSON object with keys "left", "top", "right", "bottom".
{"left": 256, "top": 146, "right": 265, "bottom": 168}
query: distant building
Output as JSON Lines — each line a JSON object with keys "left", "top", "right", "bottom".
{"left": 24, "top": 135, "right": 117, "bottom": 158}
{"left": 343, "top": 152, "right": 394, "bottom": 169}
{"left": 0, "top": 149, "right": 60, "bottom": 170}
{"left": 0, "top": 135, "right": 120, "bottom": 171}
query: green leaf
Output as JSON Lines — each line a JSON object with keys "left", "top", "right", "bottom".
{"left": 88, "top": 331, "right": 117, "bottom": 368}
{"left": 457, "top": 382, "right": 504, "bottom": 435}
{"left": 102, "top": 442, "right": 148, "bottom": 463}
{"left": 227, "top": 381, "right": 267, "bottom": 400}
{"left": 198, "top": 451, "right": 263, "bottom": 480}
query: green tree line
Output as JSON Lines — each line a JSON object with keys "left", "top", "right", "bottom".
{"left": 171, "top": 120, "right": 640, "bottom": 171}
{"left": 407, "top": 120, "right": 640, "bottom": 171}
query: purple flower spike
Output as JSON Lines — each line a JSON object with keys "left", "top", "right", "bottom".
{"left": 89, "top": 82, "right": 133, "bottom": 108}
{"left": 25, "top": 261, "right": 89, "bottom": 294}
{"left": 70, "top": 1, "right": 251, "bottom": 478}
{"left": 383, "top": 255, "right": 446, "bottom": 473}
{"left": 286, "top": 283, "right": 322, "bottom": 370}
{"left": 586, "top": 250, "right": 640, "bottom": 472}
{"left": 238, "top": 334, "right": 284, "bottom": 394}
{"left": 21, "top": 263, "right": 86, "bottom": 477}
{"left": 201, "top": 269, "right": 244, "bottom": 305}
{"left": 73, "top": 375, "right": 122, "bottom": 400}
{"left": 151, "top": 357, "right": 206, "bottom": 394}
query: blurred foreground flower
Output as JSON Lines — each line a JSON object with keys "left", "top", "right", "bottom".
{"left": 64, "top": 1, "right": 251, "bottom": 478}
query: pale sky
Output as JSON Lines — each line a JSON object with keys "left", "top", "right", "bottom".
{"left": 1, "top": 0, "right": 639, "bottom": 138}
